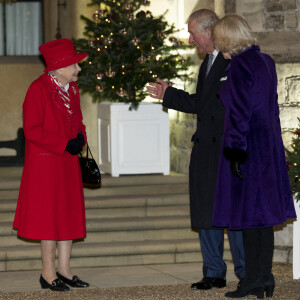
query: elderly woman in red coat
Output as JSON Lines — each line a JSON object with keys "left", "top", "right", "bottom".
{"left": 212, "top": 15, "right": 296, "bottom": 299}
{"left": 13, "top": 39, "right": 89, "bottom": 291}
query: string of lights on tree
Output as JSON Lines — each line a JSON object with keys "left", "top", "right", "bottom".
{"left": 286, "top": 118, "right": 300, "bottom": 202}
{"left": 73, "top": 0, "right": 192, "bottom": 109}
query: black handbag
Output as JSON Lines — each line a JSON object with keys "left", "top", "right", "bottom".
{"left": 79, "top": 143, "right": 101, "bottom": 188}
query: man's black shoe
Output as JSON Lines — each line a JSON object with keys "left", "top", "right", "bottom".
{"left": 191, "top": 277, "right": 226, "bottom": 290}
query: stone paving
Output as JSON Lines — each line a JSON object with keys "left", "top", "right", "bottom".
{"left": 0, "top": 263, "right": 299, "bottom": 299}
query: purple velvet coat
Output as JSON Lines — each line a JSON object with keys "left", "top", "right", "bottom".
{"left": 212, "top": 46, "right": 296, "bottom": 230}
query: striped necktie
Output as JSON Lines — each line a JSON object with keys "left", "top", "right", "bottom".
{"left": 206, "top": 54, "right": 214, "bottom": 77}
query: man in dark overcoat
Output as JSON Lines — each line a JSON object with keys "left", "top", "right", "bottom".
{"left": 147, "top": 9, "right": 245, "bottom": 290}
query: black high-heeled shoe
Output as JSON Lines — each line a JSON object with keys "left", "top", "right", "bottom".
{"left": 225, "top": 278, "right": 264, "bottom": 299}
{"left": 264, "top": 273, "right": 275, "bottom": 298}
{"left": 225, "top": 286, "right": 264, "bottom": 299}
{"left": 56, "top": 272, "right": 89, "bottom": 288}
{"left": 39, "top": 274, "right": 70, "bottom": 291}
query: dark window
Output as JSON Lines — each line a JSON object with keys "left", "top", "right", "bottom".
{"left": 0, "top": 0, "right": 43, "bottom": 55}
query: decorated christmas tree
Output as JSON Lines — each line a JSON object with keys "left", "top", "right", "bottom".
{"left": 74, "top": 0, "right": 192, "bottom": 109}
{"left": 286, "top": 119, "right": 300, "bottom": 201}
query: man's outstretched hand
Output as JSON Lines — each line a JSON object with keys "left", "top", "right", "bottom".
{"left": 146, "top": 79, "right": 169, "bottom": 100}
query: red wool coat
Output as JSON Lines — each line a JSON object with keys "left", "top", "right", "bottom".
{"left": 13, "top": 73, "right": 87, "bottom": 240}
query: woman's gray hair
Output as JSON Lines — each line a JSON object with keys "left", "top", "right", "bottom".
{"left": 188, "top": 9, "right": 219, "bottom": 33}
{"left": 48, "top": 70, "right": 57, "bottom": 76}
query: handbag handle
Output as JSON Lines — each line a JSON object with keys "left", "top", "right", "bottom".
{"left": 80, "top": 143, "right": 94, "bottom": 160}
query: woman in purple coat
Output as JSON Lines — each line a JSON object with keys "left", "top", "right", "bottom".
{"left": 212, "top": 14, "right": 296, "bottom": 299}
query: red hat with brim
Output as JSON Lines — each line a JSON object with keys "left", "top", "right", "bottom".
{"left": 39, "top": 38, "right": 88, "bottom": 72}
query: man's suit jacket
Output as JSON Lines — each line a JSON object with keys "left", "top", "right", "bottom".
{"left": 163, "top": 52, "right": 230, "bottom": 228}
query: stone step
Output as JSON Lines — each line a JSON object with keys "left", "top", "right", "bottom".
{"left": 0, "top": 194, "right": 189, "bottom": 213}
{"left": 0, "top": 170, "right": 188, "bottom": 190}
{"left": 0, "top": 239, "right": 232, "bottom": 272}
{"left": 1, "top": 216, "right": 191, "bottom": 236}
{"left": 0, "top": 182, "right": 189, "bottom": 201}
{"left": 0, "top": 205, "right": 190, "bottom": 222}
{"left": 0, "top": 228, "right": 199, "bottom": 247}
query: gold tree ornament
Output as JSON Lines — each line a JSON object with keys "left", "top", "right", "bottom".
{"left": 124, "top": 2, "right": 133, "bottom": 10}
{"left": 96, "top": 73, "right": 104, "bottom": 80}
{"left": 157, "top": 32, "right": 167, "bottom": 39}
{"left": 88, "top": 40, "right": 95, "bottom": 47}
{"left": 131, "top": 37, "right": 140, "bottom": 46}
{"left": 127, "top": 13, "right": 134, "bottom": 20}
{"left": 96, "top": 85, "right": 104, "bottom": 92}
{"left": 137, "top": 55, "right": 147, "bottom": 63}
{"left": 116, "top": 88, "right": 127, "bottom": 97}
{"left": 120, "top": 28, "right": 128, "bottom": 35}
{"left": 142, "top": 0, "right": 150, "bottom": 5}
{"left": 93, "top": 10, "right": 101, "bottom": 21}
{"left": 105, "top": 68, "right": 116, "bottom": 78}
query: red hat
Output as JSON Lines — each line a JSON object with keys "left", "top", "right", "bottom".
{"left": 39, "top": 38, "right": 88, "bottom": 72}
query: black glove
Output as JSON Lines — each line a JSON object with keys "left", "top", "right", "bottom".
{"left": 223, "top": 147, "right": 248, "bottom": 179}
{"left": 77, "top": 131, "right": 85, "bottom": 147}
{"left": 65, "top": 132, "right": 85, "bottom": 155}
{"left": 230, "top": 161, "right": 244, "bottom": 179}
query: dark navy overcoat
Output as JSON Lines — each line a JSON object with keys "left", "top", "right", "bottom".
{"left": 213, "top": 46, "right": 296, "bottom": 229}
{"left": 163, "top": 52, "right": 230, "bottom": 228}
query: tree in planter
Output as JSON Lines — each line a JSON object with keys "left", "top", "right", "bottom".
{"left": 286, "top": 118, "right": 300, "bottom": 202}
{"left": 74, "top": 0, "right": 192, "bottom": 109}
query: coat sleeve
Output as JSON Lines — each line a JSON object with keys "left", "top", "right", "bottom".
{"left": 23, "top": 83, "right": 69, "bottom": 155}
{"left": 73, "top": 84, "right": 87, "bottom": 144}
{"left": 224, "top": 55, "right": 253, "bottom": 151}
{"left": 162, "top": 86, "right": 198, "bottom": 114}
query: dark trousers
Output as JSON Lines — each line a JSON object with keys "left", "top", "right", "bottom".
{"left": 199, "top": 228, "right": 245, "bottom": 279}
{"left": 242, "top": 227, "right": 274, "bottom": 283}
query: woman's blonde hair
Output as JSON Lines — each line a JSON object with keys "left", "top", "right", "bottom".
{"left": 212, "top": 14, "right": 258, "bottom": 56}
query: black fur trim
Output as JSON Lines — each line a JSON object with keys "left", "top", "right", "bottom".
{"left": 223, "top": 147, "right": 248, "bottom": 164}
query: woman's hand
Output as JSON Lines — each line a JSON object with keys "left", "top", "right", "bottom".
{"left": 146, "top": 79, "right": 169, "bottom": 100}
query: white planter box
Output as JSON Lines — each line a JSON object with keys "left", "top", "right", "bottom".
{"left": 98, "top": 102, "right": 170, "bottom": 177}
{"left": 293, "top": 198, "right": 300, "bottom": 279}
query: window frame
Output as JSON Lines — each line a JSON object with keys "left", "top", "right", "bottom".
{"left": 1, "top": 0, "right": 44, "bottom": 56}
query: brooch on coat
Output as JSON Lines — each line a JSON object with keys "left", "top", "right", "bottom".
{"left": 220, "top": 76, "right": 227, "bottom": 81}
{"left": 72, "top": 86, "right": 77, "bottom": 95}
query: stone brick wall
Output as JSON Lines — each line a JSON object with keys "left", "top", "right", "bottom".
{"left": 228, "top": 0, "right": 300, "bottom": 32}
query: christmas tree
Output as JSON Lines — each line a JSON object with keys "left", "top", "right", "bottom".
{"left": 74, "top": 0, "right": 192, "bottom": 109}
{"left": 286, "top": 119, "right": 300, "bottom": 201}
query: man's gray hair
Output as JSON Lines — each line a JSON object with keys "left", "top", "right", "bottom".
{"left": 188, "top": 9, "right": 219, "bottom": 33}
